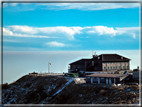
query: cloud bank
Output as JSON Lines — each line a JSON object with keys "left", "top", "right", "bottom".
{"left": 3, "top": 25, "right": 139, "bottom": 39}
{"left": 38, "top": 3, "right": 139, "bottom": 11}
{"left": 3, "top": 2, "right": 139, "bottom": 11}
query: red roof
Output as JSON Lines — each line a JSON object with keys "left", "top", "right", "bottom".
{"left": 86, "top": 73, "right": 128, "bottom": 78}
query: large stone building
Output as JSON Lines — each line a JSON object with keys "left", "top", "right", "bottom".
{"left": 69, "top": 54, "right": 130, "bottom": 73}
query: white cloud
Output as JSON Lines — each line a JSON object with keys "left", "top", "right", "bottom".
{"left": 36, "top": 26, "right": 83, "bottom": 39}
{"left": 3, "top": 39, "right": 21, "bottom": 42}
{"left": 3, "top": 28, "right": 13, "bottom": 35}
{"left": 86, "top": 26, "right": 116, "bottom": 36}
{"left": 86, "top": 26, "right": 139, "bottom": 38}
{"left": 116, "top": 27, "right": 139, "bottom": 38}
{"left": 46, "top": 41, "right": 65, "bottom": 47}
{"left": 2, "top": 2, "right": 140, "bottom": 11}
{"left": 5, "top": 26, "right": 83, "bottom": 39}
{"left": 8, "top": 25, "right": 37, "bottom": 34}
{"left": 3, "top": 28, "right": 56, "bottom": 38}
{"left": 3, "top": 26, "right": 139, "bottom": 39}
{"left": 2, "top": 3, "right": 18, "bottom": 7}
{"left": 39, "top": 3, "right": 139, "bottom": 11}
{"left": 9, "top": 3, "right": 18, "bottom": 6}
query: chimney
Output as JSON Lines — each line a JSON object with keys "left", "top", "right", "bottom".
{"left": 137, "top": 66, "right": 139, "bottom": 70}
{"left": 93, "top": 55, "right": 98, "bottom": 58}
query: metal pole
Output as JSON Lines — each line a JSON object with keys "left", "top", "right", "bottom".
{"left": 48, "top": 63, "right": 50, "bottom": 74}
{"left": 48, "top": 62, "right": 49, "bottom": 74}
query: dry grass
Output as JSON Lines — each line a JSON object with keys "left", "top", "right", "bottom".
{"left": 2, "top": 75, "right": 140, "bottom": 104}
{"left": 49, "top": 83, "right": 139, "bottom": 104}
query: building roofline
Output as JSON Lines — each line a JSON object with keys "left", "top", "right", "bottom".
{"left": 69, "top": 58, "right": 91, "bottom": 65}
{"left": 69, "top": 53, "right": 131, "bottom": 65}
{"left": 86, "top": 73, "right": 128, "bottom": 78}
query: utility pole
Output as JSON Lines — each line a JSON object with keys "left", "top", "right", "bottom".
{"left": 48, "top": 62, "right": 51, "bottom": 74}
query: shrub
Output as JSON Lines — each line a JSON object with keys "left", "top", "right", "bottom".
{"left": 2, "top": 83, "right": 8, "bottom": 89}
{"left": 24, "top": 82, "right": 31, "bottom": 88}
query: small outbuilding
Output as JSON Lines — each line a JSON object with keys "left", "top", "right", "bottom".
{"left": 86, "top": 73, "right": 128, "bottom": 84}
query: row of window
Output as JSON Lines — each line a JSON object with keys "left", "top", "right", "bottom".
{"left": 104, "top": 66, "right": 129, "bottom": 69}
{"left": 103, "top": 62, "right": 128, "bottom": 64}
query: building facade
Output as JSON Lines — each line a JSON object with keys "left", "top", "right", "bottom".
{"left": 69, "top": 54, "right": 130, "bottom": 73}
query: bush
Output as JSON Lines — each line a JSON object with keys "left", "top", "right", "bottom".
{"left": 2, "top": 83, "right": 8, "bottom": 89}
{"left": 24, "top": 82, "right": 31, "bottom": 88}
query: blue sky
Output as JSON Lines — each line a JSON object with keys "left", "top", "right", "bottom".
{"left": 2, "top": 2, "right": 141, "bottom": 83}
{"left": 3, "top": 3, "right": 140, "bottom": 51}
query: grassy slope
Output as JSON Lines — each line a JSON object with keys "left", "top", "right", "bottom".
{"left": 2, "top": 75, "right": 140, "bottom": 104}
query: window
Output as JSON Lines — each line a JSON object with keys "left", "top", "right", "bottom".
{"left": 113, "top": 66, "right": 115, "bottom": 69}
{"left": 123, "top": 66, "right": 125, "bottom": 69}
{"left": 119, "top": 66, "right": 121, "bottom": 69}
{"left": 111, "top": 67, "right": 112, "bottom": 69}
{"left": 108, "top": 67, "right": 109, "bottom": 69}
{"left": 116, "top": 66, "right": 117, "bottom": 69}
{"left": 127, "top": 66, "right": 129, "bottom": 69}
{"left": 104, "top": 67, "right": 106, "bottom": 69}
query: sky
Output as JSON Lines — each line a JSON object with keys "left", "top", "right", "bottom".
{"left": 2, "top": 2, "right": 141, "bottom": 83}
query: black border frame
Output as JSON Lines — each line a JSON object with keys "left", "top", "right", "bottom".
{"left": 1, "top": 0, "right": 141, "bottom": 106}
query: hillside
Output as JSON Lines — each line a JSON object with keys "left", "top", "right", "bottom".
{"left": 2, "top": 75, "right": 140, "bottom": 104}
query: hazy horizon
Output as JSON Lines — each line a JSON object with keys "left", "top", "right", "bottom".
{"left": 3, "top": 50, "right": 140, "bottom": 84}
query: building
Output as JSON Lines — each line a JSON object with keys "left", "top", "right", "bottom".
{"left": 29, "top": 72, "right": 39, "bottom": 77}
{"left": 86, "top": 73, "right": 128, "bottom": 84}
{"left": 69, "top": 54, "right": 130, "bottom": 73}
